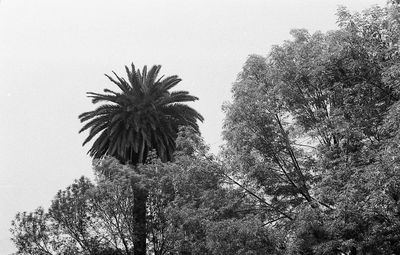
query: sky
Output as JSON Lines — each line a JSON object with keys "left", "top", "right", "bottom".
{"left": 0, "top": 0, "right": 386, "bottom": 253}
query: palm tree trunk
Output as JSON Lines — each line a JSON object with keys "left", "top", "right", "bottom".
{"left": 133, "top": 186, "right": 147, "bottom": 255}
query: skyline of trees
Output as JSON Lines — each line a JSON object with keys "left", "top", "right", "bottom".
{"left": 10, "top": 2, "right": 400, "bottom": 254}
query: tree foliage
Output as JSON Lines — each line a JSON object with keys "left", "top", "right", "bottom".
{"left": 11, "top": 3, "right": 400, "bottom": 255}
{"left": 79, "top": 64, "right": 203, "bottom": 164}
{"left": 221, "top": 3, "right": 400, "bottom": 254}
{"left": 78, "top": 64, "right": 203, "bottom": 255}
{"left": 11, "top": 128, "right": 279, "bottom": 254}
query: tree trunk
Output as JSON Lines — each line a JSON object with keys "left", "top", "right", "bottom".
{"left": 133, "top": 186, "right": 147, "bottom": 255}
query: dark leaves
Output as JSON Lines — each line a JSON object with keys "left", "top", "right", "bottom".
{"left": 79, "top": 64, "right": 203, "bottom": 164}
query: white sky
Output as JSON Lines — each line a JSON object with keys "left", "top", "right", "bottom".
{"left": 0, "top": 0, "right": 386, "bottom": 253}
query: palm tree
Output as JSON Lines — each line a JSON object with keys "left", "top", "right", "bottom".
{"left": 79, "top": 64, "right": 203, "bottom": 255}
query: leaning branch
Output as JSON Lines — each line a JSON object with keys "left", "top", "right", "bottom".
{"left": 219, "top": 170, "right": 293, "bottom": 221}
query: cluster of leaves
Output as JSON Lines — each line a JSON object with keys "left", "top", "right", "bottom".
{"left": 11, "top": 128, "right": 280, "bottom": 255}
{"left": 221, "top": 2, "right": 400, "bottom": 255}
{"left": 10, "top": 2, "right": 400, "bottom": 255}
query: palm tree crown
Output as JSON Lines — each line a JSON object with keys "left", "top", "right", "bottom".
{"left": 79, "top": 64, "right": 203, "bottom": 164}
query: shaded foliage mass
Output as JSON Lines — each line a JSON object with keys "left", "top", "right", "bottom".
{"left": 11, "top": 2, "right": 400, "bottom": 255}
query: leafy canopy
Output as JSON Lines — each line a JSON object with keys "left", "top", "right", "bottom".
{"left": 79, "top": 64, "right": 204, "bottom": 164}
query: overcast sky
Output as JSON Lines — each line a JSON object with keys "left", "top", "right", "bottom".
{"left": 0, "top": 0, "right": 386, "bottom": 253}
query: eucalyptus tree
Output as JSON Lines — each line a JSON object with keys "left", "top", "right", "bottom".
{"left": 79, "top": 64, "right": 203, "bottom": 254}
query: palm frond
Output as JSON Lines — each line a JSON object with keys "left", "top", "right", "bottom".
{"left": 79, "top": 63, "right": 203, "bottom": 164}
{"left": 103, "top": 89, "right": 120, "bottom": 96}
{"left": 126, "top": 65, "right": 145, "bottom": 97}
{"left": 79, "top": 115, "right": 109, "bottom": 133}
{"left": 79, "top": 104, "right": 120, "bottom": 122}
{"left": 86, "top": 92, "right": 119, "bottom": 104}
{"left": 160, "top": 103, "right": 204, "bottom": 131}
{"left": 104, "top": 73, "right": 130, "bottom": 93}
{"left": 82, "top": 122, "right": 109, "bottom": 146}
{"left": 88, "top": 131, "right": 109, "bottom": 157}
{"left": 158, "top": 76, "right": 182, "bottom": 92}
{"left": 164, "top": 103, "right": 204, "bottom": 122}
{"left": 142, "top": 65, "right": 148, "bottom": 88}
{"left": 157, "top": 91, "right": 199, "bottom": 105}
{"left": 147, "top": 65, "right": 162, "bottom": 91}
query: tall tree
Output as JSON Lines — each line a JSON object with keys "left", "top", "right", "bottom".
{"left": 78, "top": 64, "right": 203, "bottom": 254}
{"left": 222, "top": 4, "right": 400, "bottom": 254}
